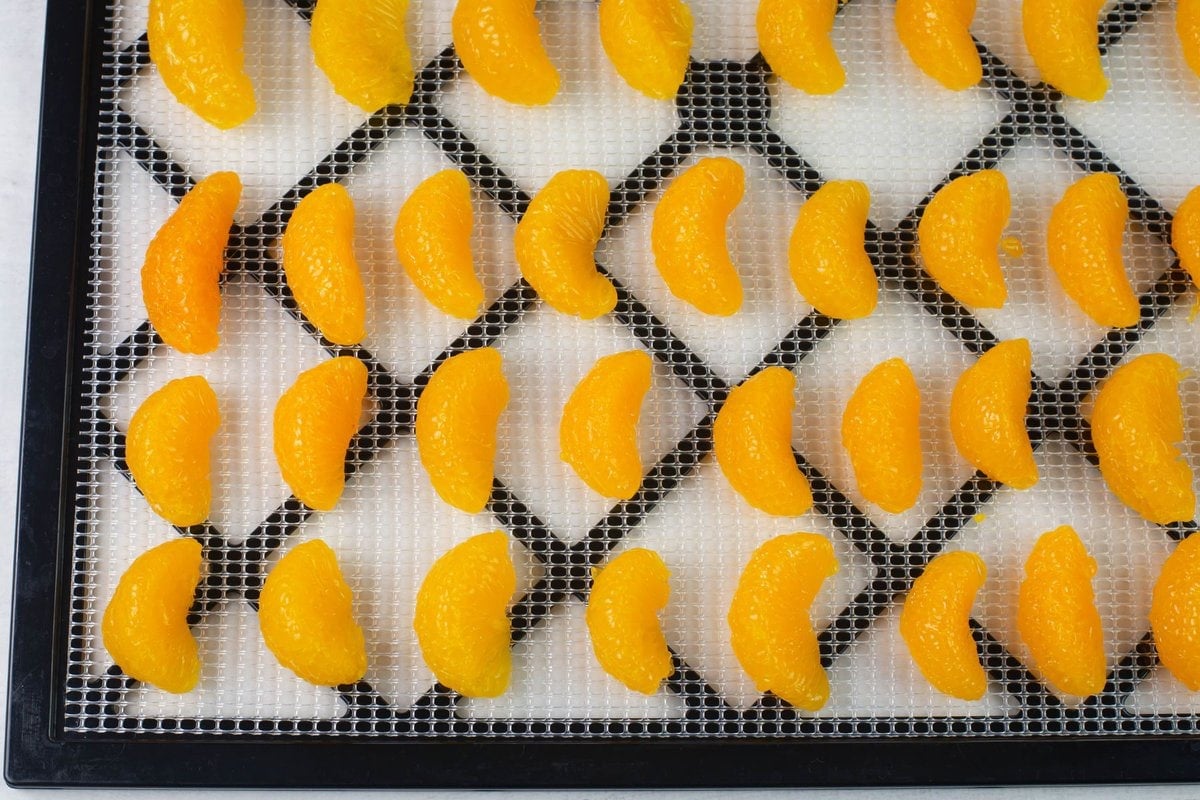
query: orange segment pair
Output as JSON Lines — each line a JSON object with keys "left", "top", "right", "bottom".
{"left": 950, "top": 338, "right": 1039, "bottom": 490}
{"left": 1048, "top": 173, "right": 1141, "bottom": 329}
{"left": 142, "top": 172, "right": 241, "bottom": 355}
{"left": 311, "top": 0, "right": 414, "bottom": 112}
{"left": 1091, "top": 353, "right": 1195, "bottom": 525}
{"left": 729, "top": 533, "right": 838, "bottom": 711}
{"left": 560, "top": 350, "right": 653, "bottom": 500}
{"left": 416, "top": 348, "right": 510, "bottom": 514}
{"left": 274, "top": 356, "right": 369, "bottom": 512}
{"left": 453, "top": 0, "right": 560, "bottom": 105}
{"left": 842, "top": 358, "right": 923, "bottom": 514}
{"left": 895, "top": 0, "right": 982, "bottom": 91}
{"left": 714, "top": 367, "right": 813, "bottom": 517}
{"left": 599, "top": 0, "right": 694, "bottom": 100}
{"left": 282, "top": 183, "right": 367, "bottom": 346}
{"left": 1023, "top": 0, "right": 1108, "bottom": 102}
{"left": 757, "top": 0, "right": 844, "bottom": 95}
{"left": 148, "top": 0, "right": 256, "bottom": 129}
{"left": 653, "top": 157, "right": 745, "bottom": 316}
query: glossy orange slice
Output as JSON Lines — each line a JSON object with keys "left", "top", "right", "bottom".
{"left": 102, "top": 538, "right": 203, "bottom": 694}
{"left": 414, "top": 530, "right": 517, "bottom": 697}
{"left": 452, "top": 0, "right": 560, "bottom": 105}
{"left": 1151, "top": 532, "right": 1200, "bottom": 690}
{"left": 127, "top": 376, "right": 220, "bottom": 528}
{"left": 416, "top": 348, "right": 510, "bottom": 514}
{"left": 560, "top": 349, "right": 653, "bottom": 500}
{"left": 842, "top": 358, "right": 923, "bottom": 514}
{"left": 788, "top": 179, "right": 877, "bottom": 320}
{"left": 586, "top": 547, "right": 674, "bottom": 694}
{"left": 259, "top": 539, "right": 367, "bottom": 686}
{"left": 142, "top": 171, "right": 241, "bottom": 355}
{"left": 1171, "top": 185, "right": 1200, "bottom": 291}
{"left": 311, "top": 0, "right": 414, "bottom": 112}
{"left": 1180, "top": 0, "right": 1200, "bottom": 79}
{"left": 728, "top": 533, "right": 838, "bottom": 711}
{"left": 918, "top": 170, "right": 1011, "bottom": 309}
{"left": 273, "top": 356, "right": 369, "bottom": 512}
{"left": 900, "top": 550, "right": 988, "bottom": 700}
{"left": 895, "top": 0, "right": 983, "bottom": 91}
{"left": 1023, "top": 0, "right": 1108, "bottom": 101}
{"left": 757, "top": 0, "right": 845, "bottom": 95}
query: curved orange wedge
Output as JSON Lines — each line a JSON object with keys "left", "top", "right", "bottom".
{"left": 452, "top": 0, "right": 560, "bottom": 105}
{"left": 586, "top": 547, "right": 674, "bottom": 694}
{"left": 895, "top": 0, "right": 982, "bottom": 91}
{"left": 311, "top": 0, "right": 414, "bottom": 112}
{"left": 918, "top": 170, "right": 1011, "bottom": 309}
{"left": 1023, "top": 0, "right": 1108, "bottom": 101}
{"left": 1151, "top": 532, "right": 1200, "bottom": 690}
{"left": 842, "top": 358, "right": 923, "bottom": 514}
{"left": 599, "top": 0, "right": 694, "bottom": 100}
{"left": 900, "top": 550, "right": 988, "bottom": 700}
{"left": 789, "top": 179, "right": 877, "bottom": 320}
{"left": 757, "top": 0, "right": 845, "bottom": 94}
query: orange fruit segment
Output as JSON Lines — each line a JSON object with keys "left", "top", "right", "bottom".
{"left": 514, "top": 170, "right": 616, "bottom": 319}
{"left": 394, "top": 169, "right": 485, "bottom": 320}
{"left": 1048, "top": 173, "right": 1140, "bottom": 328}
{"left": 282, "top": 183, "right": 367, "bottom": 346}
{"left": 757, "top": 0, "right": 845, "bottom": 95}
{"left": 258, "top": 539, "right": 367, "bottom": 686}
{"left": 148, "top": 0, "right": 256, "bottom": 129}
{"left": 1180, "top": 0, "right": 1200, "bottom": 79}
{"left": 273, "top": 356, "right": 369, "bottom": 512}
{"left": 895, "top": 0, "right": 982, "bottom": 91}
{"left": 1150, "top": 533, "right": 1200, "bottom": 690}
{"left": 728, "top": 533, "right": 838, "bottom": 711}
{"left": 414, "top": 530, "right": 517, "bottom": 697}
{"left": 599, "top": 0, "right": 694, "bottom": 100}
{"left": 652, "top": 157, "right": 745, "bottom": 316}
{"left": 1017, "top": 525, "right": 1106, "bottom": 697}
{"left": 1022, "top": 0, "right": 1108, "bottom": 101}
{"left": 102, "top": 538, "right": 203, "bottom": 694}
{"left": 1171, "top": 185, "right": 1200, "bottom": 291}
{"left": 452, "top": 0, "right": 560, "bottom": 105}
{"left": 949, "top": 338, "right": 1039, "bottom": 490}
{"left": 586, "top": 547, "right": 674, "bottom": 694}
{"left": 918, "top": 170, "right": 1011, "bottom": 309}
{"left": 311, "top": 0, "right": 414, "bottom": 112}
{"left": 841, "top": 358, "right": 923, "bottom": 514}
{"left": 900, "top": 550, "right": 988, "bottom": 701}
{"left": 789, "top": 179, "right": 877, "bottom": 320}
{"left": 127, "top": 376, "right": 220, "bottom": 528}
{"left": 560, "top": 349, "right": 653, "bottom": 500}
{"left": 714, "top": 366, "right": 814, "bottom": 517}
{"left": 1091, "top": 353, "right": 1195, "bottom": 525}
{"left": 142, "top": 171, "right": 241, "bottom": 355}
{"left": 416, "top": 348, "right": 510, "bottom": 514}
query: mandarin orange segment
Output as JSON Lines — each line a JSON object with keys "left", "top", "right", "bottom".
{"left": 1091, "top": 353, "right": 1195, "bottom": 525}
{"left": 514, "top": 170, "right": 616, "bottom": 319}
{"left": 282, "top": 183, "right": 367, "bottom": 346}
{"left": 1171, "top": 185, "right": 1200, "bottom": 291}
{"left": 148, "top": 0, "right": 256, "bottom": 129}
{"left": 1151, "top": 533, "right": 1200, "bottom": 690}
{"left": 895, "top": 0, "right": 982, "bottom": 91}
{"left": 842, "top": 358, "right": 923, "bottom": 514}
{"left": 757, "top": 0, "right": 845, "bottom": 95}
{"left": 918, "top": 170, "right": 1011, "bottom": 309}
{"left": 586, "top": 547, "right": 674, "bottom": 694}
{"left": 416, "top": 348, "right": 510, "bottom": 514}
{"left": 1017, "top": 525, "right": 1106, "bottom": 697}
{"left": 311, "top": 0, "right": 414, "bottom": 112}
{"left": 259, "top": 539, "right": 367, "bottom": 686}
{"left": 560, "top": 349, "right": 653, "bottom": 500}
{"left": 1180, "top": 0, "right": 1200, "bottom": 79}
{"left": 599, "top": 0, "right": 693, "bottom": 100}
{"left": 127, "top": 376, "right": 220, "bottom": 528}
{"left": 414, "top": 531, "right": 517, "bottom": 698}
{"left": 900, "top": 550, "right": 988, "bottom": 700}
{"left": 714, "top": 366, "right": 814, "bottom": 517}
{"left": 394, "top": 169, "right": 485, "bottom": 320}
{"left": 453, "top": 0, "right": 560, "bottom": 105}
{"left": 789, "top": 179, "right": 877, "bottom": 320}
{"left": 1022, "top": 0, "right": 1108, "bottom": 101}
{"left": 142, "top": 171, "right": 241, "bottom": 355}
{"left": 728, "top": 533, "right": 838, "bottom": 711}
{"left": 1047, "top": 173, "right": 1140, "bottom": 328}
{"left": 273, "top": 356, "right": 369, "bottom": 512}
{"left": 102, "top": 538, "right": 203, "bottom": 694}
{"left": 950, "top": 338, "right": 1039, "bottom": 490}
{"left": 652, "top": 157, "right": 745, "bottom": 316}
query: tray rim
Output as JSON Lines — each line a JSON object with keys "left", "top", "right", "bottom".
{"left": 8, "top": 0, "right": 1200, "bottom": 787}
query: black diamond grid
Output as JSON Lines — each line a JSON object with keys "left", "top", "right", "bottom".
{"left": 64, "top": 0, "right": 1200, "bottom": 737}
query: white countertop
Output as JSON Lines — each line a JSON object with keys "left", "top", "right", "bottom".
{"left": 0, "top": 1, "right": 1196, "bottom": 797}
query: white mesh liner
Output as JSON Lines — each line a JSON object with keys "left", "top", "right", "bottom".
{"left": 67, "top": 0, "right": 1200, "bottom": 739}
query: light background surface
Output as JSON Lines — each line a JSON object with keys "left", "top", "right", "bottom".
{"left": 0, "top": 0, "right": 1197, "bottom": 796}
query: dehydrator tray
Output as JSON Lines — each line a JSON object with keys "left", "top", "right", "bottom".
{"left": 10, "top": 0, "right": 1200, "bottom": 787}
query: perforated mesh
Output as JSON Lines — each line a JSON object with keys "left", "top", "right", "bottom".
{"left": 65, "top": 0, "right": 1200, "bottom": 738}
